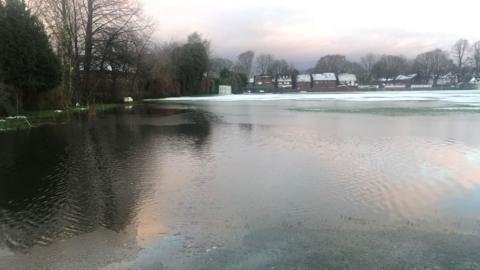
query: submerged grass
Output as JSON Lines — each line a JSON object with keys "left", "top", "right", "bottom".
{"left": 0, "top": 103, "right": 135, "bottom": 132}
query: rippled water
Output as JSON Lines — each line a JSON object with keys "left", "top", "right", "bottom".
{"left": 1, "top": 91, "right": 480, "bottom": 269}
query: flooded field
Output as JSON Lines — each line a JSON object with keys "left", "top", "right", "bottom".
{"left": 1, "top": 91, "right": 480, "bottom": 269}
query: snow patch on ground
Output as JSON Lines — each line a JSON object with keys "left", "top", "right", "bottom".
{"left": 147, "top": 90, "right": 480, "bottom": 105}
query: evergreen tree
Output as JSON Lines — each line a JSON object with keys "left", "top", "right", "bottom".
{"left": 0, "top": 0, "right": 60, "bottom": 110}
{"left": 174, "top": 33, "right": 209, "bottom": 95}
{"left": 219, "top": 69, "right": 248, "bottom": 94}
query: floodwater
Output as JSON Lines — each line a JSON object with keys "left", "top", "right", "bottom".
{"left": 1, "top": 90, "right": 480, "bottom": 270}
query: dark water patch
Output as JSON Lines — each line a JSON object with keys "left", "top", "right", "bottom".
{"left": 0, "top": 107, "right": 199, "bottom": 251}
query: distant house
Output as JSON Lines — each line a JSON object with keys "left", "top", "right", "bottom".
{"left": 465, "top": 77, "right": 480, "bottom": 89}
{"left": 276, "top": 75, "right": 293, "bottom": 90}
{"left": 245, "top": 77, "right": 255, "bottom": 92}
{"left": 254, "top": 75, "right": 274, "bottom": 92}
{"left": 470, "top": 77, "right": 480, "bottom": 84}
{"left": 430, "top": 73, "right": 457, "bottom": 87}
{"left": 338, "top": 73, "right": 357, "bottom": 87}
{"left": 248, "top": 77, "right": 254, "bottom": 86}
{"left": 381, "top": 74, "right": 417, "bottom": 89}
{"left": 312, "top": 73, "right": 337, "bottom": 90}
{"left": 296, "top": 74, "right": 311, "bottom": 91}
{"left": 395, "top": 74, "right": 417, "bottom": 85}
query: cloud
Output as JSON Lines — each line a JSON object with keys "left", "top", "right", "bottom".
{"left": 142, "top": 0, "right": 480, "bottom": 68}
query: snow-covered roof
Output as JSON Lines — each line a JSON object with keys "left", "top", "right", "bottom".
{"left": 312, "top": 73, "right": 336, "bottom": 81}
{"left": 297, "top": 74, "right": 311, "bottom": 82}
{"left": 338, "top": 73, "right": 357, "bottom": 82}
{"left": 396, "top": 74, "right": 417, "bottom": 81}
{"left": 470, "top": 77, "right": 480, "bottom": 83}
{"left": 255, "top": 75, "right": 273, "bottom": 80}
{"left": 277, "top": 75, "right": 292, "bottom": 82}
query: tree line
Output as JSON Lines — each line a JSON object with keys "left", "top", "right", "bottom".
{"left": 0, "top": 0, "right": 257, "bottom": 115}
{"left": 1, "top": 0, "right": 479, "bottom": 115}
{"left": 214, "top": 39, "right": 478, "bottom": 89}
{"left": 307, "top": 39, "right": 478, "bottom": 86}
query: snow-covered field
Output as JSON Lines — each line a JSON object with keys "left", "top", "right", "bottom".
{"left": 147, "top": 90, "right": 480, "bottom": 105}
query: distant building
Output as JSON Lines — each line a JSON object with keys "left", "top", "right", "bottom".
{"left": 254, "top": 75, "right": 274, "bottom": 92}
{"left": 380, "top": 74, "right": 417, "bottom": 89}
{"left": 245, "top": 77, "right": 255, "bottom": 92}
{"left": 248, "top": 77, "right": 254, "bottom": 86}
{"left": 338, "top": 73, "right": 357, "bottom": 87}
{"left": 430, "top": 73, "right": 457, "bottom": 87}
{"left": 219, "top": 85, "right": 232, "bottom": 95}
{"left": 395, "top": 74, "right": 417, "bottom": 86}
{"left": 465, "top": 77, "right": 480, "bottom": 89}
{"left": 312, "top": 73, "right": 337, "bottom": 90}
{"left": 296, "top": 74, "right": 311, "bottom": 90}
{"left": 470, "top": 77, "right": 480, "bottom": 84}
{"left": 276, "top": 75, "right": 293, "bottom": 90}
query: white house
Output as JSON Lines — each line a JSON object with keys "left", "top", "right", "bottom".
{"left": 338, "top": 73, "right": 357, "bottom": 87}
{"left": 276, "top": 75, "right": 293, "bottom": 89}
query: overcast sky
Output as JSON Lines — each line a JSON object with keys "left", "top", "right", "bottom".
{"left": 142, "top": 0, "right": 480, "bottom": 69}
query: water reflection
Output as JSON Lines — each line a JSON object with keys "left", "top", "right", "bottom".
{"left": 1, "top": 100, "right": 480, "bottom": 269}
{"left": 0, "top": 108, "right": 213, "bottom": 251}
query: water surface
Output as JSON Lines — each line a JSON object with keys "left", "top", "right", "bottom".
{"left": 1, "top": 91, "right": 480, "bottom": 269}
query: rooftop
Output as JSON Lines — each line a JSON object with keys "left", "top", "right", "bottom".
{"left": 312, "top": 73, "right": 336, "bottom": 81}
{"left": 338, "top": 73, "right": 357, "bottom": 81}
{"left": 297, "top": 74, "right": 311, "bottom": 82}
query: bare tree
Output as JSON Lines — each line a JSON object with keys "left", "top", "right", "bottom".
{"left": 82, "top": 0, "right": 147, "bottom": 101}
{"left": 35, "top": 0, "right": 82, "bottom": 105}
{"left": 472, "top": 41, "right": 480, "bottom": 77}
{"left": 36, "top": 0, "right": 149, "bottom": 104}
{"left": 255, "top": 54, "right": 275, "bottom": 75}
{"left": 414, "top": 49, "right": 451, "bottom": 85}
{"left": 267, "top": 59, "right": 296, "bottom": 77}
{"left": 372, "top": 55, "right": 408, "bottom": 81}
{"left": 235, "top": 50, "right": 255, "bottom": 76}
{"left": 452, "top": 39, "right": 470, "bottom": 82}
{"left": 209, "top": 57, "right": 234, "bottom": 78}
{"left": 360, "top": 53, "right": 379, "bottom": 83}
{"left": 314, "top": 55, "right": 346, "bottom": 74}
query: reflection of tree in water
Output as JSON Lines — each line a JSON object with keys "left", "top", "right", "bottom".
{"left": 0, "top": 107, "right": 214, "bottom": 251}
{"left": 59, "top": 116, "right": 151, "bottom": 233}
{"left": 177, "top": 111, "right": 213, "bottom": 150}
{"left": 140, "top": 109, "right": 214, "bottom": 152}
{"left": 0, "top": 113, "right": 155, "bottom": 250}
{"left": 0, "top": 127, "right": 68, "bottom": 249}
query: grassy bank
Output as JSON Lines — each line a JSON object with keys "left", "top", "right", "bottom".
{"left": 0, "top": 103, "right": 135, "bottom": 132}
